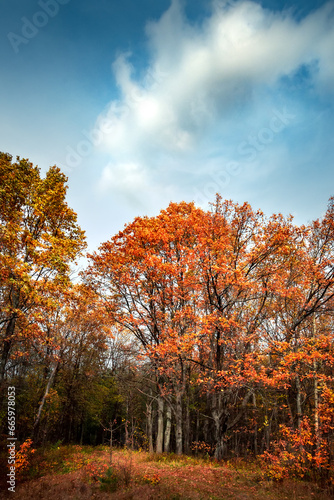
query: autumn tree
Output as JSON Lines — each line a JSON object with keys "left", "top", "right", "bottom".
{"left": 0, "top": 153, "right": 86, "bottom": 382}
{"left": 261, "top": 198, "right": 334, "bottom": 480}
{"left": 86, "top": 202, "right": 205, "bottom": 454}
{"left": 193, "top": 196, "right": 303, "bottom": 458}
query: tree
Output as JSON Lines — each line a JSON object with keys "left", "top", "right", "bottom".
{"left": 0, "top": 153, "right": 86, "bottom": 382}
{"left": 86, "top": 201, "right": 205, "bottom": 454}
{"left": 32, "top": 284, "right": 112, "bottom": 443}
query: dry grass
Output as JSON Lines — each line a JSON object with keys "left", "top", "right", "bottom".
{"left": 0, "top": 447, "right": 332, "bottom": 500}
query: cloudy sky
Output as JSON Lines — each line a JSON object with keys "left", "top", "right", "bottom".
{"left": 1, "top": 0, "right": 334, "bottom": 252}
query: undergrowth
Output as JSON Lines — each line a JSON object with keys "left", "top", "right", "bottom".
{"left": 4, "top": 445, "right": 333, "bottom": 500}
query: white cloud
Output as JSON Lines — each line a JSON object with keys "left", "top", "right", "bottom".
{"left": 99, "top": 161, "right": 148, "bottom": 193}
{"left": 95, "top": 0, "right": 334, "bottom": 206}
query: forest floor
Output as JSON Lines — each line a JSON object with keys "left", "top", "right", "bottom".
{"left": 0, "top": 446, "right": 333, "bottom": 500}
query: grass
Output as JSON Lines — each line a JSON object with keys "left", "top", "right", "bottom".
{"left": 0, "top": 446, "right": 332, "bottom": 499}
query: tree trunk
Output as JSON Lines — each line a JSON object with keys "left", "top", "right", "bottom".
{"left": 203, "top": 415, "right": 209, "bottom": 444}
{"left": 175, "top": 392, "right": 183, "bottom": 455}
{"left": 164, "top": 404, "right": 172, "bottom": 453}
{"left": 0, "top": 336, "right": 12, "bottom": 382}
{"left": 213, "top": 418, "right": 224, "bottom": 459}
{"left": 203, "top": 391, "right": 210, "bottom": 444}
{"left": 212, "top": 392, "right": 224, "bottom": 460}
{"left": 212, "top": 390, "right": 253, "bottom": 460}
{"left": 296, "top": 375, "right": 302, "bottom": 430}
{"left": 253, "top": 392, "right": 258, "bottom": 456}
{"left": 33, "top": 362, "right": 58, "bottom": 442}
{"left": 313, "top": 315, "right": 320, "bottom": 452}
{"left": 0, "top": 288, "right": 20, "bottom": 381}
{"left": 125, "top": 419, "right": 129, "bottom": 448}
{"left": 131, "top": 417, "right": 134, "bottom": 449}
{"left": 147, "top": 401, "right": 154, "bottom": 453}
{"left": 184, "top": 398, "right": 190, "bottom": 455}
{"left": 125, "top": 399, "right": 129, "bottom": 447}
{"left": 156, "top": 396, "right": 164, "bottom": 453}
{"left": 195, "top": 410, "right": 200, "bottom": 447}
{"left": 0, "top": 319, "right": 16, "bottom": 380}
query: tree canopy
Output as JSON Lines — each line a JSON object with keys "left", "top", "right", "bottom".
{"left": 1, "top": 153, "right": 334, "bottom": 486}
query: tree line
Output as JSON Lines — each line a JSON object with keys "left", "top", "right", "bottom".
{"left": 1, "top": 153, "right": 334, "bottom": 483}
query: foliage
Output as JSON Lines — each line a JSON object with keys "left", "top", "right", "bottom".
{"left": 86, "top": 194, "right": 334, "bottom": 481}
{"left": 0, "top": 153, "right": 86, "bottom": 382}
{"left": 261, "top": 416, "right": 334, "bottom": 484}
{"left": 2, "top": 151, "right": 334, "bottom": 490}
{"left": 14, "top": 438, "right": 36, "bottom": 479}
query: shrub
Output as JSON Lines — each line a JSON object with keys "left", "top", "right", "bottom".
{"left": 98, "top": 466, "right": 119, "bottom": 492}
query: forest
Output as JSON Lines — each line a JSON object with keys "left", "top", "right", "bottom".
{"left": 1, "top": 153, "right": 334, "bottom": 496}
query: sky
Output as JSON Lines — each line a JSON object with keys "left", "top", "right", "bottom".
{"left": 1, "top": 0, "right": 334, "bottom": 254}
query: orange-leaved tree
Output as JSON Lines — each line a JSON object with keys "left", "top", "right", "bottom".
{"left": 192, "top": 196, "right": 299, "bottom": 458}
{"left": 85, "top": 201, "right": 205, "bottom": 454}
{"left": 261, "top": 198, "right": 334, "bottom": 482}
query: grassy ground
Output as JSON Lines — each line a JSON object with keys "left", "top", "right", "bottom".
{"left": 0, "top": 446, "right": 333, "bottom": 499}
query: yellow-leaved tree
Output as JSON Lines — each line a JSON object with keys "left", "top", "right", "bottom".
{"left": 0, "top": 152, "right": 86, "bottom": 382}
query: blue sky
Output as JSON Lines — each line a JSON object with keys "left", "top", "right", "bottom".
{"left": 1, "top": 0, "right": 334, "bottom": 253}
